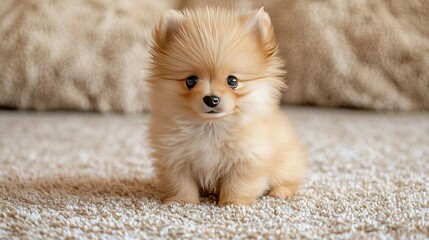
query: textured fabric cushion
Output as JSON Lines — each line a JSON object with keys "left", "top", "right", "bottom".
{"left": 0, "top": 0, "right": 178, "bottom": 112}
{"left": 263, "top": 0, "right": 429, "bottom": 110}
{"left": 1, "top": 0, "right": 428, "bottom": 112}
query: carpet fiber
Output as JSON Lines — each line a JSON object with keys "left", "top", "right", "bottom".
{"left": 1, "top": 107, "right": 428, "bottom": 239}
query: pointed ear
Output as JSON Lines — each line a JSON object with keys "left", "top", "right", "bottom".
{"left": 242, "top": 7, "right": 273, "bottom": 43}
{"left": 154, "top": 9, "right": 184, "bottom": 45}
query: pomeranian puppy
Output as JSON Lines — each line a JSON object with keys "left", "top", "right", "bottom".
{"left": 148, "top": 7, "right": 307, "bottom": 205}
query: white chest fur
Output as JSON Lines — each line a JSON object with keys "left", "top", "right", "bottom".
{"left": 158, "top": 120, "right": 250, "bottom": 191}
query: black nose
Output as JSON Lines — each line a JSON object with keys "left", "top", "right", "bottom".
{"left": 203, "top": 95, "right": 220, "bottom": 108}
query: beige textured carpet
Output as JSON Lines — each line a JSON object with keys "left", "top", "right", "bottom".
{"left": 1, "top": 107, "right": 428, "bottom": 239}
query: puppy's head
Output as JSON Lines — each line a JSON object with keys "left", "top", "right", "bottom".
{"left": 149, "top": 8, "right": 285, "bottom": 121}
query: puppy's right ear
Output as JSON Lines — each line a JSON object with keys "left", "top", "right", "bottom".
{"left": 154, "top": 9, "right": 184, "bottom": 46}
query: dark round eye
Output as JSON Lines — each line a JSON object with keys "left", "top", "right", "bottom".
{"left": 226, "top": 75, "right": 238, "bottom": 89}
{"left": 186, "top": 76, "right": 198, "bottom": 89}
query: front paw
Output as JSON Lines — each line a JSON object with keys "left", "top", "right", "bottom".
{"left": 268, "top": 185, "right": 297, "bottom": 199}
{"left": 163, "top": 196, "right": 200, "bottom": 205}
{"left": 218, "top": 196, "right": 255, "bottom": 206}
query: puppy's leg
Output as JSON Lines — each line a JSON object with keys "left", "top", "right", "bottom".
{"left": 268, "top": 141, "right": 307, "bottom": 199}
{"left": 157, "top": 168, "right": 200, "bottom": 205}
{"left": 268, "top": 182, "right": 301, "bottom": 198}
{"left": 219, "top": 163, "right": 268, "bottom": 206}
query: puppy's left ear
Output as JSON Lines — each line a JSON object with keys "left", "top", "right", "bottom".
{"left": 242, "top": 7, "right": 274, "bottom": 44}
{"left": 153, "top": 9, "right": 184, "bottom": 46}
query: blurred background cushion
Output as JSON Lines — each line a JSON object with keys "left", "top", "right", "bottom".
{"left": 1, "top": 0, "right": 428, "bottom": 112}
{"left": 264, "top": 0, "right": 429, "bottom": 110}
{"left": 0, "top": 0, "right": 179, "bottom": 113}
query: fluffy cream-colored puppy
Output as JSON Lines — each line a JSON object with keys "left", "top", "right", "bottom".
{"left": 148, "top": 7, "right": 307, "bottom": 205}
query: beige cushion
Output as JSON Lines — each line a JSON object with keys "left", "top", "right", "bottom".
{"left": 1, "top": 0, "right": 428, "bottom": 111}
{"left": 264, "top": 0, "right": 429, "bottom": 110}
{"left": 0, "top": 0, "right": 178, "bottom": 112}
